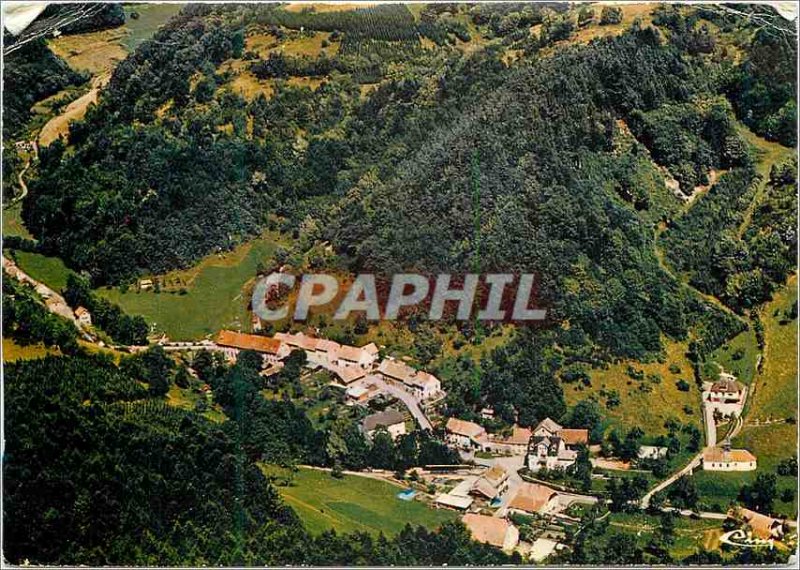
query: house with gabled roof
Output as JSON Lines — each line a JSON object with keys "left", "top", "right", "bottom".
{"left": 362, "top": 409, "right": 406, "bottom": 440}
{"left": 470, "top": 465, "right": 509, "bottom": 500}
{"left": 702, "top": 440, "right": 756, "bottom": 471}
{"left": 462, "top": 514, "right": 519, "bottom": 552}
{"left": 527, "top": 434, "right": 577, "bottom": 472}
{"left": 727, "top": 506, "right": 786, "bottom": 540}
{"left": 445, "top": 417, "right": 487, "bottom": 449}
{"left": 533, "top": 418, "right": 588, "bottom": 450}
{"left": 217, "top": 330, "right": 289, "bottom": 363}
{"left": 708, "top": 374, "right": 745, "bottom": 404}
{"left": 507, "top": 482, "right": 560, "bottom": 516}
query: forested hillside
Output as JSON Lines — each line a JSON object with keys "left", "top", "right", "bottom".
{"left": 17, "top": 1, "right": 796, "bottom": 422}
{"left": 5, "top": 353, "right": 510, "bottom": 565}
{"left": 2, "top": 39, "right": 88, "bottom": 138}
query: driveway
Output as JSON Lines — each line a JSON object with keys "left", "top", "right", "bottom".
{"left": 364, "top": 374, "right": 433, "bottom": 430}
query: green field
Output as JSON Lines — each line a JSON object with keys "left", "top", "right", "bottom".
{"left": 122, "top": 4, "right": 185, "bottom": 52}
{"left": 7, "top": 250, "right": 75, "bottom": 292}
{"left": 749, "top": 277, "right": 798, "bottom": 420}
{"left": 3, "top": 338, "right": 59, "bottom": 362}
{"left": 260, "top": 465, "right": 456, "bottom": 536}
{"left": 709, "top": 327, "right": 759, "bottom": 385}
{"left": 691, "top": 422, "right": 797, "bottom": 519}
{"left": 608, "top": 512, "right": 724, "bottom": 560}
{"left": 691, "top": 279, "right": 798, "bottom": 520}
{"left": 567, "top": 339, "right": 701, "bottom": 437}
{"left": 2, "top": 203, "right": 33, "bottom": 239}
{"left": 98, "top": 234, "right": 280, "bottom": 340}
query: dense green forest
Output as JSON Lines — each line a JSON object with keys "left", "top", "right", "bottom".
{"left": 3, "top": 278, "right": 79, "bottom": 352}
{"left": 5, "top": 352, "right": 512, "bottom": 565}
{"left": 2, "top": 39, "right": 87, "bottom": 138}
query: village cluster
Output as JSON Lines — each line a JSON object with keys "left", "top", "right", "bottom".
{"left": 199, "top": 328, "right": 787, "bottom": 558}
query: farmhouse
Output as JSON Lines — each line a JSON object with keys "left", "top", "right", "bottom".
{"left": 406, "top": 370, "right": 441, "bottom": 400}
{"left": 329, "top": 364, "right": 366, "bottom": 385}
{"left": 470, "top": 465, "right": 510, "bottom": 500}
{"left": 533, "top": 417, "right": 563, "bottom": 437}
{"left": 445, "top": 418, "right": 487, "bottom": 449}
{"left": 527, "top": 418, "right": 587, "bottom": 471}
{"left": 378, "top": 359, "right": 442, "bottom": 400}
{"left": 378, "top": 358, "right": 417, "bottom": 384}
{"left": 274, "top": 331, "right": 320, "bottom": 352}
{"left": 462, "top": 514, "right": 519, "bottom": 552}
{"left": 216, "top": 330, "right": 288, "bottom": 363}
{"left": 74, "top": 306, "right": 92, "bottom": 326}
{"left": 727, "top": 507, "right": 786, "bottom": 540}
{"left": 708, "top": 375, "right": 745, "bottom": 404}
{"left": 489, "top": 426, "right": 532, "bottom": 455}
{"left": 334, "top": 343, "right": 377, "bottom": 369}
{"left": 702, "top": 441, "right": 757, "bottom": 471}
{"left": 362, "top": 409, "right": 406, "bottom": 440}
{"left": 533, "top": 418, "right": 589, "bottom": 449}
{"left": 507, "top": 482, "right": 559, "bottom": 516}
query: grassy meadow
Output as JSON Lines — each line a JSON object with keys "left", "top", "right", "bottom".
{"left": 98, "top": 233, "right": 281, "bottom": 340}
{"left": 2, "top": 203, "right": 34, "bottom": 239}
{"left": 566, "top": 339, "right": 701, "bottom": 437}
{"left": 691, "top": 278, "right": 797, "bottom": 520}
{"left": 3, "top": 338, "right": 59, "bottom": 362}
{"left": 260, "top": 465, "right": 456, "bottom": 536}
{"left": 607, "top": 512, "right": 724, "bottom": 560}
{"left": 6, "top": 250, "right": 75, "bottom": 292}
{"left": 749, "top": 277, "right": 798, "bottom": 421}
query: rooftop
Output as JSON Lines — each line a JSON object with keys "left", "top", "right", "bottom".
{"left": 508, "top": 482, "right": 558, "bottom": 514}
{"left": 217, "top": 330, "right": 284, "bottom": 354}
{"left": 462, "top": 513, "right": 513, "bottom": 548}
{"left": 378, "top": 359, "right": 416, "bottom": 383}
{"left": 534, "top": 417, "right": 563, "bottom": 436}
{"left": 703, "top": 447, "right": 757, "bottom": 464}
{"left": 446, "top": 417, "right": 486, "bottom": 438}
{"left": 363, "top": 409, "right": 405, "bottom": 432}
{"left": 710, "top": 377, "right": 744, "bottom": 393}
{"left": 558, "top": 428, "right": 589, "bottom": 446}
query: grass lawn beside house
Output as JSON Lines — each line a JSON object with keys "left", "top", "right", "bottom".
{"left": 259, "top": 465, "right": 456, "bottom": 536}
{"left": 691, "top": 421, "right": 797, "bottom": 519}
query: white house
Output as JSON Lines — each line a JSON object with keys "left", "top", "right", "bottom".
{"left": 334, "top": 344, "right": 377, "bottom": 369}
{"left": 527, "top": 434, "right": 577, "bottom": 472}
{"left": 406, "top": 371, "right": 441, "bottom": 400}
{"left": 74, "top": 306, "right": 92, "bottom": 326}
{"left": 445, "top": 417, "right": 487, "bottom": 449}
{"left": 470, "top": 465, "right": 510, "bottom": 500}
{"left": 702, "top": 442, "right": 757, "bottom": 471}
{"left": 708, "top": 375, "right": 745, "bottom": 404}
